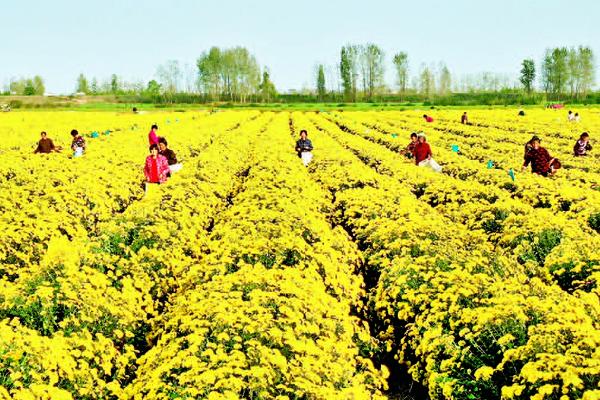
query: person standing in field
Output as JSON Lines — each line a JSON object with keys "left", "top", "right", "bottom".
{"left": 148, "top": 124, "right": 159, "bottom": 146}
{"left": 568, "top": 110, "right": 575, "bottom": 121}
{"left": 461, "top": 112, "right": 468, "bottom": 124}
{"left": 423, "top": 114, "right": 434, "bottom": 123}
{"left": 70, "top": 129, "right": 86, "bottom": 157}
{"left": 295, "top": 129, "right": 314, "bottom": 167}
{"left": 522, "top": 137, "right": 561, "bottom": 176}
{"left": 573, "top": 132, "right": 592, "bottom": 156}
{"left": 574, "top": 113, "right": 581, "bottom": 122}
{"left": 158, "top": 137, "right": 183, "bottom": 174}
{"left": 144, "top": 144, "right": 170, "bottom": 186}
{"left": 34, "top": 131, "right": 57, "bottom": 154}
{"left": 401, "top": 132, "right": 418, "bottom": 159}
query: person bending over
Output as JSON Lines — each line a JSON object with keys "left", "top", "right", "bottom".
{"left": 522, "top": 137, "right": 561, "bottom": 176}
{"left": 401, "top": 132, "right": 418, "bottom": 159}
{"left": 573, "top": 132, "right": 591, "bottom": 156}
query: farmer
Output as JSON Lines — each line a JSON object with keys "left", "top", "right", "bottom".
{"left": 518, "top": 110, "right": 526, "bottom": 116}
{"left": 158, "top": 137, "right": 183, "bottom": 173}
{"left": 70, "top": 129, "right": 86, "bottom": 157}
{"left": 522, "top": 137, "right": 561, "bottom": 176}
{"left": 401, "top": 132, "right": 418, "bottom": 159}
{"left": 423, "top": 114, "right": 434, "bottom": 123}
{"left": 461, "top": 112, "right": 468, "bottom": 124}
{"left": 34, "top": 131, "right": 57, "bottom": 154}
{"left": 144, "top": 144, "right": 170, "bottom": 185}
{"left": 574, "top": 113, "right": 580, "bottom": 122}
{"left": 568, "top": 110, "right": 575, "bottom": 121}
{"left": 524, "top": 135, "right": 540, "bottom": 160}
{"left": 413, "top": 133, "right": 442, "bottom": 172}
{"left": 295, "top": 129, "right": 314, "bottom": 167}
{"left": 148, "top": 124, "right": 159, "bottom": 146}
{"left": 573, "top": 132, "right": 592, "bottom": 156}
{"left": 413, "top": 133, "right": 432, "bottom": 165}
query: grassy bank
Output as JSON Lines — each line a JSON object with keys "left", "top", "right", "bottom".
{"left": 3, "top": 95, "right": 600, "bottom": 112}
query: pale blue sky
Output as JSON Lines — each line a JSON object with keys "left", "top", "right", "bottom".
{"left": 1, "top": 0, "right": 598, "bottom": 94}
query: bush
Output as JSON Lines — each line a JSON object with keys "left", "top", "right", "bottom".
{"left": 517, "top": 229, "right": 562, "bottom": 266}
{"left": 588, "top": 213, "right": 600, "bottom": 233}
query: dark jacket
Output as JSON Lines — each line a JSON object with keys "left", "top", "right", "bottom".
{"left": 34, "top": 138, "right": 55, "bottom": 153}
{"left": 524, "top": 147, "right": 554, "bottom": 175}
{"left": 295, "top": 139, "right": 313, "bottom": 156}
{"left": 160, "top": 148, "right": 178, "bottom": 165}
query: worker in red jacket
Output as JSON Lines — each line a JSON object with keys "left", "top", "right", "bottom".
{"left": 522, "top": 137, "right": 561, "bottom": 176}
{"left": 413, "top": 133, "right": 432, "bottom": 165}
{"left": 423, "top": 114, "right": 434, "bottom": 123}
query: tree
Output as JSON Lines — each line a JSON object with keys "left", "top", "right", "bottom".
{"left": 157, "top": 60, "right": 181, "bottom": 94}
{"left": 326, "top": 64, "right": 341, "bottom": 96}
{"left": 567, "top": 48, "right": 580, "bottom": 98}
{"left": 23, "top": 79, "right": 36, "bottom": 96}
{"left": 232, "top": 47, "right": 261, "bottom": 103}
{"left": 360, "top": 43, "right": 385, "bottom": 100}
{"left": 392, "top": 52, "right": 409, "bottom": 99}
{"left": 145, "top": 80, "right": 162, "bottom": 97}
{"left": 182, "top": 63, "right": 198, "bottom": 93}
{"left": 540, "top": 46, "right": 591, "bottom": 99}
{"left": 340, "top": 45, "right": 360, "bottom": 102}
{"left": 541, "top": 47, "right": 568, "bottom": 99}
{"left": 259, "top": 69, "right": 277, "bottom": 103}
{"left": 438, "top": 64, "right": 452, "bottom": 96}
{"left": 551, "top": 47, "right": 569, "bottom": 98}
{"left": 76, "top": 73, "right": 89, "bottom": 94}
{"left": 419, "top": 64, "right": 435, "bottom": 99}
{"left": 340, "top": 47, "right": 352, "bottom": 101}
{"left": 110, "top": 74, "right": 120, "bottom": 94}
{"left": 9, "top": 78, "right": 25, "bottom": 95}
{"left": 541, "top": 46, "right": 595, "bottom": 99}
{"left": 197, "top": 47, "right": 223, "bottom": 100}
{"left": 520, "top": 59, "right": 536, "bottom": 95}
{"left": 578, "top": 46, "right": 595, "bottom": 99}
{"left": 541, "top": 50, "right": 553, "bottom": 95}
{"left": 90, "top": 78, "right": 99, "bottom": 94}
{"left": 11, "top": 76, "right": 44, "bottom": 96}
{"left": 32, "top": 76, "right": 45, "bottom": 95}
{"left": 316, "top": 64, "right": 326, "bottom": 100}
{"left": 197, "top": 46, "right": 263, "bottom": 102}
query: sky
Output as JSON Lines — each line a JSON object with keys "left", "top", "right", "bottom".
{"left": 1, "top": 0, "right": 599, "bottom": 94}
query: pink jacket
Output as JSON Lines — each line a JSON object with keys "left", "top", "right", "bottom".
{"left": 148, "top": 130, "right": 159, "bottom": 146}
{"left": 144, "top": 154, "right": 170, "bottom": 183}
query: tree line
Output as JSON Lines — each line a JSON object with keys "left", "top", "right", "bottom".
{"left": 1, "top": 44, "right": 596, "bottom": 104}
{"left": 70, "top": 47, "right": 277, "bottom": 103}
{"left": 519, "top": 46, "right": 595, "bottom": 101}
{"left": 310, "top": 43, "right": 596, "bottom": 103}
{"left": 6, "top": 76, "right": 45, "bottom": 96}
